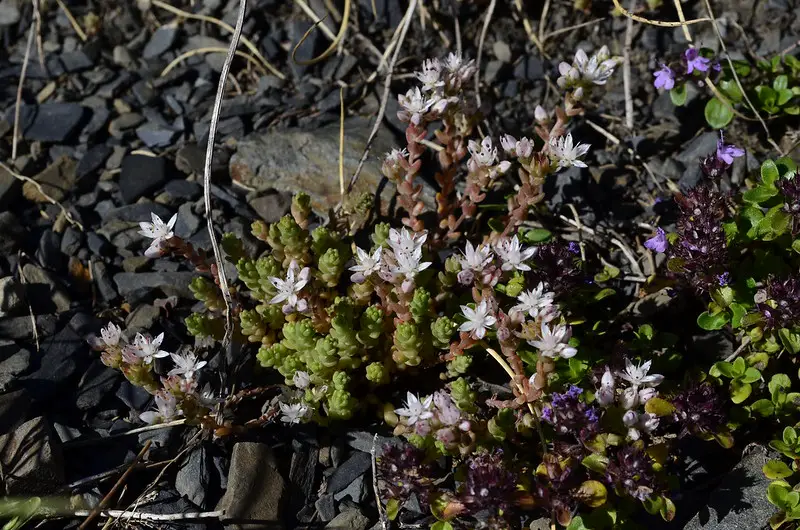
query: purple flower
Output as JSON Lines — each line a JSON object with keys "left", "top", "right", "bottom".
{"left": 542, "top": 406, "right": 554, "bottom": 422}
{"left": 584, "top": 407, "right": 600, "bottom": 424}
{"left": 716, "top": 272, "right": 730, "bottom": 286}
{"left": 644, "top": 228, "right": 668, "bottom": 253}
{"left": 653, "top": 64, "right": 675, "bottom": 90}
{"left": 684, "top": 48, "right": 711, "bottom": 74}
{"left": 565, "top": 385, "right": 583, "bottom": 399}
{"left": 716, "top": 135, "right": 745, "bottom": 165}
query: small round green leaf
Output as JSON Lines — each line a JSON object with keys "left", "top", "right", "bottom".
{"left": 697, "top": 311, "right": 730, "bottom": 330}
{"left": 670, "top": 84, "right": 688, "bottom": 106}
{"left": 705, "top": 98, "right": 734, "bottom": 129}
{"left": 764, "top": 460, "right": 794, "bottom": 479}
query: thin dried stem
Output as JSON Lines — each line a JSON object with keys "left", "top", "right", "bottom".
{"left": 73, "top": 510, "right": 223, "bottom": 522}
{"left": 0, "top": 161, "right": 84, "bottom": 230}
{"left": 371, "top": 434, "right": 389, "bottom": 530}
{"left": 347, "top": 0, "right": 418, "bottom": 193}
{"left": 623, "top": 0, "right": 636, "bottom": 130}
{"left": 151, "top": 0, "right": 284, "bottom": 79}
{"left": 55, "top": 0, "right": 87, "bottom": 41}
{"left": 12, "top": 17, "right": 35, "bottom": 161}
{"left": 538, "top": 0, "right": 551, "bottom": 46}
{"left": 339, "top": 86, "right": 346, "bottom": 199}
{"left": 475, "top": 0, "right": 497, "bottom": 108}
{"left": 291, "top": 0, "right": 351, "bottom": 66}
{"left": 160, "top": 47, "right": 267, "bottom": 77}
{"left": 203, "top": 0, "right": 246, "bottom": 390}
{"left": 610, "top": 0, "right": 711, "bottom": 27}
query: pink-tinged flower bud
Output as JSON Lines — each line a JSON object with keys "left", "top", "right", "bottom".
{"left": 497, "top": 160, "right": 512, "bottom": 174}
{"left": 459, "top": 420, "right": 472, "bottom": 432}
{"left": 516, "top": 137, "right": 533, "bottom": 158}
{"left": 496, "top": 326, "right": 511, "bottom": 342}
{"left": 622, "top": 410, "right": 638, "bottom": 427}
{"left": 534, "top": 105, "right": 548, "bottom": 123}
{"left": 638, "top": 387, "right": 657, "bottom": 404}
{"left": 500, "top": 134, "right": 517, "bottom": 153}
{"left": 620, "top": 386, "right": 638, "bottom": 409}
{"left": 457, "top": 270, "right": 475, "bottom": 285}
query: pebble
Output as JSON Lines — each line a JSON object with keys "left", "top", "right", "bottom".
{"left": 118, "top": 155, "right": 168, "bottom": 204}
{"left": 21, "top": 263, "right": 71, "bottom": 313}
{"left": 164, "top": 179, "right": 202, "bottom": 201}
{"left": 22, "top": 156, "right": 77, "bottom": 203}
{"left": 0, "top": 163, "right": 20, "bottom": 208}
{"left": 326, "top": 451, "right": 371, "bottom": 494}
{"left": 92, "top": 261, "right": 118, "bottom": 302}
{"left": 0, "top": 416, "right": 65, "bottom": 494}
{"left": 0, "top": 340, "right": 31, "bottom": 389}
{"left": 109, "top": 113, "right": 145, "bottom": 138}
{"left": 0, "top": 0, "right": 20, "bottom": 26}
{"left": 0, "top": 277, "right": 24, "bottom": 317}
{"left": 217, "top": 443, "right": 285, "bottom": 526}
{"left": 136, "top": 122, "right": 179, "bottom": 148}
{"left": 77, "top": 145, "right": 113, "bottom": 178}
{"left": 76, "top": 361, "right": 119, "bottom": 410}
{"left": 113, "top": 271, "right": 196, "bottom": 299}
{"left": 6, "top": 103, "right": 87, "bottom": 143}
{"left": 325, "top": 508, "right": 370, "bottom": 530}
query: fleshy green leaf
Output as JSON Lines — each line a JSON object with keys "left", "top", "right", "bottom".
{"left": 711, "top": 361, "right": 735, "bottom": 379}
{"left": 705, "top": 97, "right": 734, "bottom": 128}
{"left": 730, "top": 380, "right": 752, "bottom": 404}
{"left": 764, "top": 460, "right": 794, "bottom": 479}
{"left": 762, "top": 159, "right": 781, "bottom": 187}
{"left": 582, "top": 453, "right": 610, "bottom": 473}
{"left": 740, "top": 367, "right": 762, "bottom": 384}
{"left": 660, "top": 497, "right": 676, "bottom": 522}
{"left": 670, "top": 84, "right": 688, "bottom": 106}
{"left": 521, "top": 228, "right": 552, "bottom": 243}
{"left": 779, "top": 329, "right": 800, "bottom": 354}
{"left": 784, "top": 427, "right": 798, "bottom": 445}
{"left": 385, "top": 499, "right": 400, "bottom": 521}
{"left": 751, "top": 399, "right": 776, "bottom": 417}
{"left": 792, "top": 240, "right": 800, "bottom": 254}
{"left": 645, "top": 397, "right": 676, "bottom": 417}
{"left": 768, "top": 481, "right": 791, "bottom": 508}
{"left": 431, "top": 522, "right": 454, "bottom": 530}
{"left": 714, "top": 430, "right": 735, "bottom": 449}
{"left": 577, "top": 480, "right": 608, "bottom": 508}
{"left": 743, "top": 185, "right": 779, "bottom": 204}
{"left": 697, "top": 311, "right": 730, "bottom": 330}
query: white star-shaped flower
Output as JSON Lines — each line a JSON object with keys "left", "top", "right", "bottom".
{"left": 388, "top": 228, "right": 427, "bottom": 255}
{"left": 390, "top": 247, "right": 431, "bottom": 279}
{"left": 494, "top": 235, "right": 537, "bottom": 271}
{"left": 349, "top": 246, "right": 382, "bottom": 283}
{"left": 398, "top": 87, "right": 438, "bottom": 125}
{"left": 168, "top": 352, "right": 207, "bottom": 381}
{"left": 293, "top": 371, "right": 311, "bottom": 389}
{"left": 139, "top": 212, "right": 177, "bottom": 258}
{"left": 458, "top": 299, "right": 496, "bottom": 340}
{"left": 279, "top": 402, "right": 310, "bottom": 424}
{"left": 394, "top": 392, "right": 434, "bottom": 425}
{"left": 596, "top": 368, "right": 616, "bottom": 407}
{"left": 549, "top": 133, "right": 590, "bottom": 169}
{"left": 509, "top": 283, "right": 556, "bottom": 320}
{"left": 100, "top": 322, "right": 124, "bottom": 347}
{"left": 528, "top": 322, "right": 577, "bottom": 359}
{"left": 619, "top": 359, "right": 664, "bottom": 389}
{"left": 139, "top": 391, "right": 178, "bottom": 425}
{"left": 269, "top": 260, "right": 310, "bottom": 309}
{"left": 468, "top": 137, "right": 498, "bottom": 168}
{"left": 459, "top": 241, "right": 493, "bottom": 272}
{"left": 416, "top": 58, "right": 444, "bottom": 92}
{"left": 128, "top": 332, "right": 170, "bottom": 364}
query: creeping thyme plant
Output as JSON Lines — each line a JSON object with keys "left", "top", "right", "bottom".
{"left": 92, "top": 40, "right": 800, "bottom": 530}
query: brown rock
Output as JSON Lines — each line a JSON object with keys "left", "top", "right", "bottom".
{"left": 217, "top": 442, "right": 285, "bottom": 529}
{"left": 22, "top": 155, "right": 77, "bottom": 203}
{"left": 230, "top": 118, "right": 432, "bottom": 216}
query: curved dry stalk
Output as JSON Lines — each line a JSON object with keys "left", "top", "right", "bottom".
{"left": 475, "top": 0, "right": 497, "bottom": 108}
{"left": 610, "top": 0, "right": 711, "bottom": 27}
{"left": 0, "top": 161, "right": 84, "bottom": 230}
{"left": 291, "top": 0, "right": 351, "bottom": 66}
{"left": 150, "top": 0, "right": 284, "bottom": 80}
{"left": 160, "top": 46, "right": 267, "bottom": 77}
{"left": 12, "top": 18, "right": 35, "bottom": 162}
{"left": 203, "top": 0, "right": 247, "bottom": 386}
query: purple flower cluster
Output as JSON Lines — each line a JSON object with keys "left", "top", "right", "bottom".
{"left": 670, "top": 382, "right": 727, "bottom": 438}
{"left": 669, "top": 184, "right": 729, "bottom": 291}
{"left": 653, "top": 47, "right": 720, "bottom": 91}
{"left": 701, "top": 133, "right": 745, "bottom": 179}
{"left": 778, "top": 176, "right": 800, "bottom": 235}
{"left": 531, "top": 242, "right": 585, "bottom": 297}
{"left": 760, "top": 276, "right": 800, "bottom": 329}
{"left": 460, "top": 450, "right": 519, "bottom": 512}
{"left": 542, "top": 385, "right": 601, "bottom": 442}
{"left": 604, "top": 446, "right": 659, "bottom": 501}
{"left": 376, "top": 444, "right": 436, "bottom": 507}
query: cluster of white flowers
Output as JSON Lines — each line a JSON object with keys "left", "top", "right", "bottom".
{"left": 98, "top": 323, "right": 208, "bottom": 425}
{"left": 139, "top": 212, "right": 177, "bottom": 258}
{"left": 500, "top": 134, "right": 534, "bottom": 159}
{"left": 394, "top": 391, "right": 470, "bottom": 443}
{"left": 268, "top": 259, "right": 311, "bottom": 314}
{"left": 279, "top": 401, "right": 311, "bottom": 424}
{"left": 466, "top": 137, "right": 512, "bottom": 177}
{"left": 350, "top": 228, "right": 431, "bottom": 289}
{"left": 397, "top": 52, "right": 476, "bottom": 126}
{"left": 556, "top": 45, "right": 619, "bottom": 99}
{"left": 596, "top": 359, "right": 664, "bottom": 440}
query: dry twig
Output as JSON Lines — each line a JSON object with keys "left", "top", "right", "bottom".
{"left": 622, "top": 0, "right": 636, "bottom": 130}
{"left": 0, "top": 161, "right": 84, "bottom": 230}
{"left": 475, "top": 0, "right": 497, "bottom": 108}
{"left": 202, "top": 0, "right": 245, "bottom": 386}
{"left": 160, "top": 47, "right": 267, "bottom": 77}
{"left": 12, "top": 15, "right": 35, "bottom": 162}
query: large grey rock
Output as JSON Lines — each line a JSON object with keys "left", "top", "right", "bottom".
{"left": 326, "top": 451, "right": 371, "bottom": 494}
{"left": 21, "top": 263, "right": 70, "bottom": 313}
{"left": 217, "top": 442, "right": 285, "bottom": 529}
{"left": 230, "top": 118, "right": 432, "bottom": 216}
{"left": 176, "top": 445, "right": 213, "bottom": 509}
{"left": 0, "top": 276, "right": 23, "bottom": 316}
{"left": 0, "top": 416, "right": 64, "bottom": 494}
{"left": 684, "top": 444, "right": 776, "bottom": 530}
{"left": 0, "top": 340, "right": 31, "bottom": 389}
{"left": 22, "top": 155, "right": 77, "bottom": 203}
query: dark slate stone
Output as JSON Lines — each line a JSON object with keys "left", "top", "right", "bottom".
{"left": 59, "top": 50, "right": 94, "bottom": 72}
{"left": 0, "top": 212, "right": 24, "bottom": 253}
{"left": 113, "top": 272, "right": 196, "bottom": 299}
{"left": 0, "top": 340, "right": 31, "bottom": 388}
{"left": 119, "top": 155, "right": 167, "bottom": 204}
{"left": 92, "top": 262, "right": 117, "bottom": 302}
{"left": 175, "top": 445, "right": 215, "bottom": 509}
{"left": 20, "top": 325, "right": 84, "bottom": 401}
{"left": 143, "top": 24, "right": 178, "bottom": 59}
{"left": 37, "top": 230, "right": 64, "bottom": 271}
{"left": 76, "top": 361, "right": 119, "bottom": 410}
{"left": 80, "top": 105, "right": 110, "bottom": 138}
{"left": 5, "top": 103, "right": 87, "bottom": 143}
{"left": 0, "top": 389, "right": 31, "bottom": 435}
{"left": 102, "top": 202, "right": 173, "bottom": 223}
{"left": 87, "top": 232, "right": 112, "bottom": 257}
{"left": 326, "top": 451, "right": 371, "bottom": 494}
{"left": 289, "top": 444, "right": 319, "bottom": 514}
{"left": 315, "top": 494, "right": 336, "bottom": 522}
{"left": 164, "top": 179, "right": 202, "bottom": 201}
{"left": 0, "top": 315, "right": 57, "bottom": 341}
{"left": 76, "top": 144, "right": 112, "bottom": 178}
{"left": 116, "top": 380, "right": 151, "bottom": 411}
{"left": 136, "top": 123, "right": 179, "bottom": 148}
{"left": 60, "top": 227, "right": 83, "bottom": 255}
